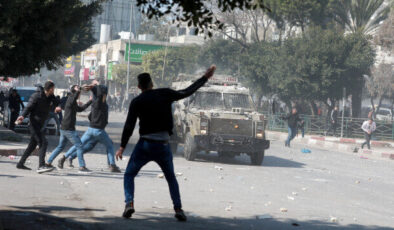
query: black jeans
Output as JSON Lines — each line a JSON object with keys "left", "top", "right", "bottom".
{"left": 362, "top": 132, "right": 372, "bottom": 149}
{"left": 18, "top": 124, "right": 48, "bottom": 167}
{"left": 326, "top": 121, "right": 337, "bottom": 136}
{"left": 9, "top": 111, "right": 19, "bottom": 131}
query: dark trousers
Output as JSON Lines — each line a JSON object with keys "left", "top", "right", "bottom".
{"left": 326, "top": 122, "right": 337, "bottom": 136}
{"left": 362, "top": 132, "right": 372, "bottom": 149}
{"left": 124, "top": 139, "right": 182, "bottom": 209}
{"left": 18, "top": 124, "right": 48, "bottom": 167}
{"left": 9, "top": 111, "right": 19, "bottom": 131}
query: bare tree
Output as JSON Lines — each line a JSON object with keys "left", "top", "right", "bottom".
{"left": 366, "top": 63, "right": 394, "bottom": 116}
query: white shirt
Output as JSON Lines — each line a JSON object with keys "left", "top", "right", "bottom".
{"left": 361, "top": 121, "right": 376, "bottom": 133}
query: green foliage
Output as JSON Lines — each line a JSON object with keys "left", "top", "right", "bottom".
{"left": 0, "top": 0, "right": 103, "bottom": 77}
{"left": 141, "top": 46, "right": 199, "bottom": 87}
{"left": 136, "top": 0, "right": 270, "bottom": 36}
{"left": 330, "top": 0, "right": 391, "bottom": 34}
{"left": 197, "top": 39, "right": 243, "bottom": 75}
{"left": 112, "top": 64, "right": 144, "bottom": 87}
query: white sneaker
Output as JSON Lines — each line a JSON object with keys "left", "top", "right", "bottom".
{"left": 37, "top": 166, "right": 55, "bottom": 174}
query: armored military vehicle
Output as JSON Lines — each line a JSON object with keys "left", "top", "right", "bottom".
{"left": 171, "top": 74, "right": 270, "bottom": 165}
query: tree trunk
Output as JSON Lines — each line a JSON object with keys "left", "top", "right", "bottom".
{"left": 309, "top": 101, "right": 318, "bottom": 116}
{"left": 351, "top": 79, "right": 363, "bottom": 118}
{"left": 375, "top": 96, "right": 384, "bottom": 118}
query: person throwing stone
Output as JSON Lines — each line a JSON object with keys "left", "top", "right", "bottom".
{"left": 116, "top": 65, "right": 216, "bottom": 221}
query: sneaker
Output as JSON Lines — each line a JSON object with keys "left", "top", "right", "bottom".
{"left": 45, "top": 163, "right": 53, "bottom": 168}
{"left": 68, "top": 159, "right": 74, "bottom": 168}
{"left": 122, "top": 202, "right": 135, "bottom": 219}
{"left": 175, "top": 208, "right": 187, "bottom": 222}
{"left": 109, "top": 164, "right": 121, "bottom": 173}
{"left": 16, "top": 164, "right": 31, "bottom": 170}
{"left": 37, "top": 165, "right": 55, "bottom": 174}
{"left": 57, "top": 156, "right": 66, "bottom": 169}
{"left": 78, "top": 167, "right": 91, "bottom": 173}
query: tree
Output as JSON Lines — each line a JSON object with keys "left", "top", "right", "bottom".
{"left": 112, "top": 64, "right": 143, "bottom": 89}
{"left": 142, "top": 46, "right": 199, "bottom": 87}
{"left": 136, "top": 0, "right": 269, "bottom": 36}
{"left": 366, "top": 63, "right": 394, "bottom": 116}
{"left": 0, "top": 0, "right": 103, "bottom": 77}
{"left": 375, "top": 8, "right": 394, "bottom": 52}
{"left": 330, "top": 0, "right": 391, "bottom": 35}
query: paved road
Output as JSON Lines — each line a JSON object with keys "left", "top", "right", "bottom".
{"left": 1, "top": 112, "right": 394, "bottom": 230}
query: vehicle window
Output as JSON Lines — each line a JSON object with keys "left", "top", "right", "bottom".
{"left": 191, "top": 92, "right": 224, "bottom": 109}
{"left": 17, "top": 90, "right": 36, "bottom": 102}
{"left": 378, "top": 110, "right": 391, "bottom": 116}
{"left": 224, "top": 94, "right": 253, "bottom": 109}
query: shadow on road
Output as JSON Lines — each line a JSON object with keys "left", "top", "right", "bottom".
{"left": 1, "top": 207, "right": 393, "bottom": 230}
{"left": 0, "top": 174, "right": 22, "bottom": 178}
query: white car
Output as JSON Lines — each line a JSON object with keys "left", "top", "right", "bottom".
{"left": 376, "top": 108, "right": 393, "bottom": 122}
{"left": 0, "top": 87, "right": 60, "bottom": 135}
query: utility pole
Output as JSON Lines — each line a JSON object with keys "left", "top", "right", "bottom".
{"left": 126, "top": 1, "right": 133, "bottom": 101}
{"left": 340, "top": 87, "right": 346, "bottom": 138}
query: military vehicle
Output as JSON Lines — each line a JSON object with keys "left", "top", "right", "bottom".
{"left": 171, "top": 74, "right": 270, "bottom": 165}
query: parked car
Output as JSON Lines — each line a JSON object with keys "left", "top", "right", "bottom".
{"left": 376, "top": 107, "right": 393, "bottom": 122}
{"left": 0, "top": 87, "right": 60, "bottom": 135}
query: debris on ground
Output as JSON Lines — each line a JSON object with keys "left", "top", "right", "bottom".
{"left": 330, "top": 216, "right": 338, "bottom": 223}
{"left": 8, "top": 155, "right": 16, "bottom": 160}
{"left": 214, "top": 165, "right": 223, "bottom": 171}
{"left": 287, "top": 196, "right": 295, "bottom": 201}
{"left": 280, "top": 208, "right": 288, "bottom": 213}
{"left": 218, "top": 176, "right": 224, "bottom": 180}
{"left": 157, "top": 173, "right": 164, "bottom": 178}
{"left": 256, "top": 214, "right": 272, "bottom": 219}
{"left": 292, "top": 192, "right": 298, "bottom": 196}
{"left": 183, "top": 177, "right": 188, "bottom": 181}
{"left": 60, "top": 181, "right": 64, "bottom": 185}
{"left": 355, "top": 180, "right": 360, "bottom": 184}
{"left": 84, "top": 182, "right": 90, "bottom": 185}
{"left": 264, "top": 201, "right": 272, "bottom": 207}
{"left": 301, "top": 148, "right": 311, "bottom": 154}
{"left": 353, "top": 147, "right": 359, "bottom": 153}
{"left": 175, "top": 172, "right": 183, "bottom": 176}
{"left": 225, "top": 205, "right": 232, "bottom": 211}
{"left": 302, "top": 187, "right": 307, "bottom": 191}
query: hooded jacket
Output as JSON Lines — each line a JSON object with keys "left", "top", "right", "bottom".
{"left": 88, "top": 85, "right": 109, "bottom": 129}
{"left": 21, "top": 86, "right": 59, "bottom": 127}
{"left": 61, "top": 90, "right": 92, "bottom": 131}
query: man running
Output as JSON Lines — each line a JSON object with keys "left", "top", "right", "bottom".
{"left": 60, "top": 80, "right": 121, "bottom": 173}
{"left": 115, "top": 65, "right": 216, "bottom": 221}
{"left": 47, "top": 85, "right": 92, "bottom": 169}
{"left": 16, "top": 81, "right": 61, "bottom": 173}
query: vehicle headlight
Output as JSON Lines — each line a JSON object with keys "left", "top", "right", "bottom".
{"left": 200, "top": 119, "right": 208, "bottom": 135}
{"left": 255, "top": 122, "right": 264, "bottom": 139}
{"left": 256, "top": 133, "right": 263, "bottom": 138}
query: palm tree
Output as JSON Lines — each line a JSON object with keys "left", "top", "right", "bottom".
{"left": 331, "top": 0, "right": 391, "bottom": 35}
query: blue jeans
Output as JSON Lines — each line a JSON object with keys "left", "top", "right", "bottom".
{"left": 286, "top": 126, "right": 297, "bottom": 146}
{"left": 47, "top": 129, "right": 85, "bottom": 166}
{"left": 124, "top": 139, "right": 182, "bottom": 209}
{"left": 64, "top": 127, "right": 115, "bottom": 166}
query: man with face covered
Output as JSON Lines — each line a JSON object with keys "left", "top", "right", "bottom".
{"left": 16, "top": 81, "right": 61, "bottom": 173}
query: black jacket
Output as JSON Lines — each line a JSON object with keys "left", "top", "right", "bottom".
{"left": 21, "top": 87, "right": 59, "bottom": 127}
{"left": 8, "top": 94, "right": 24, "bottom": 112}
{"left": 283, "top": 112, "right": 302, "bottom": 129}
{"left": 120, "top": 76, "right": 208, "bottom": 148}
{"left": 330, "top": 109, "right": 338, "bottom": 123}
{"left": 88, "top": 85, "right": 109, "bottom": 129}
{"left": 61, "top": 91, "right": 92, "bottom": 131}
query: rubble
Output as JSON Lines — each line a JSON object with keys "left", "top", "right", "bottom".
{"left": 175, "top": 172, "right": 183, "bottom": 176}
{"left": 157, "top": 173, "right": 164, "bottom": 178}
{"left": 280, "top": 208, "right": 288, "bottom": 213}
{"left": 225, "top": 205, "right": 232, "bottom": 211}
{"left": 214, "top": 165, "right": 223, "bottom": 171}
{"left": 84, "top": 182, "right": 90, "bottom": 185}
{"left": 287, "top": 196, "right": 295, "bottom": 201}
{"left": 355, "top": 180, "right": 360, "bottom": 184}
{"left": 330, "top": 216, "right": 338, "bottom": 222}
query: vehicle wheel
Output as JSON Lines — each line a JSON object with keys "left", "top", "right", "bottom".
{"left": 250, "top": 151, "right": 265, "bottom": 166}
{"left": 218, "top": 152, "right": 234, "bottom": 159}
{"left": 184, "top": 133, "right": 197, "bottom": 161}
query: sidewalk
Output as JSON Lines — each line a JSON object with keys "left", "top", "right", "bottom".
{"left": 266, "top": 131, "right": 394, "bottom": 160}
{"left": 0, "top": 126, "right": 22, "bottom": 142}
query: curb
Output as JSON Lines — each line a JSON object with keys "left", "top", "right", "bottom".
{"left": 266, "top": 131, "right": 394, "bottom": 160}
{"left": 0, "top": 148, "right": 38, "bottom": 157}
